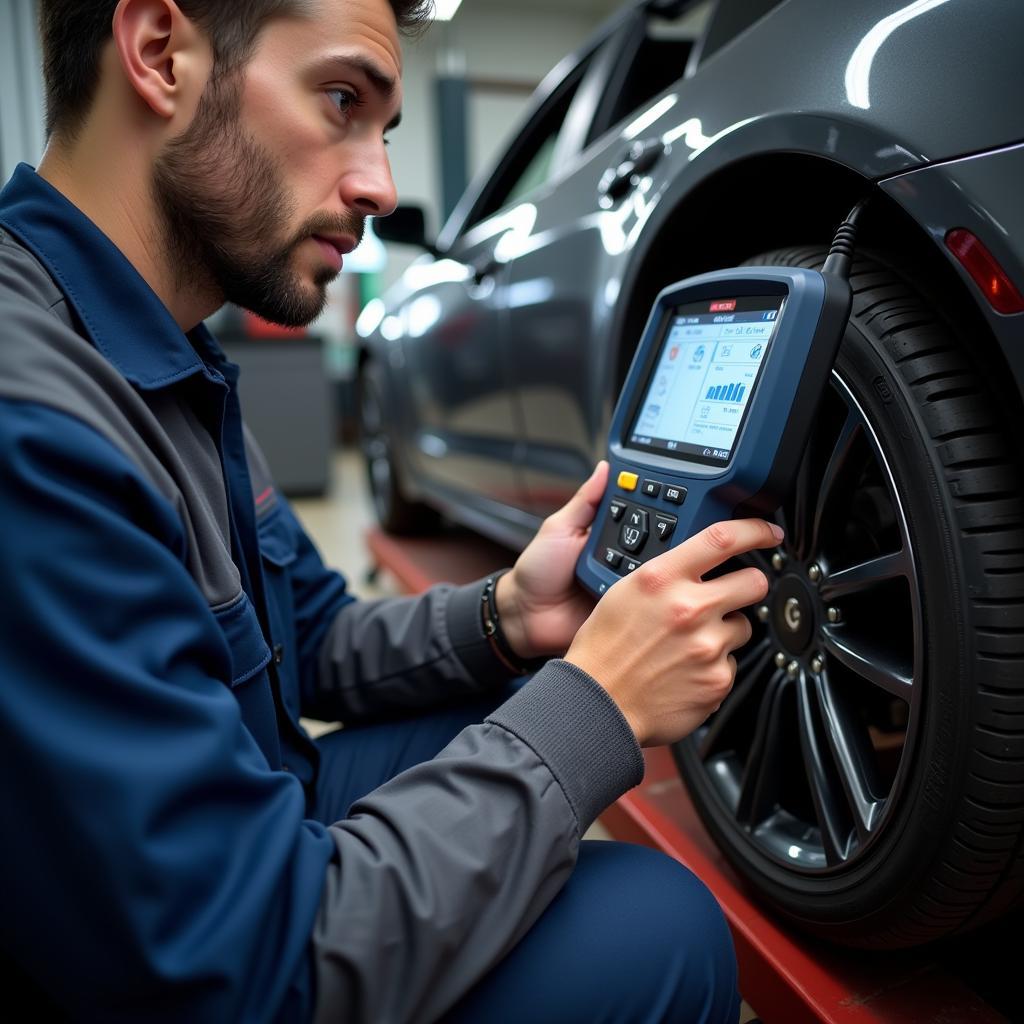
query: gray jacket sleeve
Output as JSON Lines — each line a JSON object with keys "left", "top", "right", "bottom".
{"left": 311, "top": 658, "right": 645, "bottom": 1024}
{"left": 307, "top": 579, "right": 521, "bottom": 723}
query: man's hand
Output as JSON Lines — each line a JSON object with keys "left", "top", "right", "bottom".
{"left": 565, "top": 518, "right": 782, "bottom": 747}
{"left": 495, "top": 461, "right": 609, "bottom": 661}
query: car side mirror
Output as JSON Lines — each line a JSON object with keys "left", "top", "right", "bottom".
{"left": 374, "top": 205, "right": 440, "bottom": 257}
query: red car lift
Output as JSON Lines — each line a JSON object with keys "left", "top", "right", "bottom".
{"left": 365, "top": 526, "right": 1013, "bottom": 1024}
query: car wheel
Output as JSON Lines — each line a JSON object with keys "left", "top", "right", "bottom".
{"left": 358, "top": 360, "right": 440, "bottom": 535}
{"left": 673, "top": 246, "right": 1024, "bottom": 948}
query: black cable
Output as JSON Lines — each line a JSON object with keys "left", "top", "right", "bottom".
{"left": 822, "top": 196, "right": 871, "bottom": 281}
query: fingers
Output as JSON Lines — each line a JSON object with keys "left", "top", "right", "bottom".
{"left": 546, "top": 461, "right": 609, "bottom": 533}
{"left": 723, "top": 609, "right": 754, "bottom": 652}
{"left": 689, "top": 612, "right": 754, "bottom": 668}
{"left": 700, "top": 615, "right": 750, "bottom": 707}
{"left": 702, "top": 565, "right": 771, "bottom": 615}
{"left": 674, "top": 518, "right": 783, "bottom": 579}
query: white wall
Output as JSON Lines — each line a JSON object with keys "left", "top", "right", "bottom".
{"left": 0, "top": 0, "right": 46, "bottom": 183}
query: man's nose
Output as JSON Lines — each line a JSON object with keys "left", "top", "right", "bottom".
{"left": 340, "top": 143, "right": 398, "bottom": 218}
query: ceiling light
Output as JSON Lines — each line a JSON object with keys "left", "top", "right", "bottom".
{"left": 433, "top": 0, "right": 463, "bottom": 21}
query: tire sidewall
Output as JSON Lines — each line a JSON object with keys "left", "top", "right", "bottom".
{"left": 677, "top": 259, "right": 979, "bottom": 941}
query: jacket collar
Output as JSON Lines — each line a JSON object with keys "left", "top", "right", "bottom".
{"left": 0, "top": 163, "right": 224, "bottom": 390}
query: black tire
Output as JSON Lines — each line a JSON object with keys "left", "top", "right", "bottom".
{"left": 358, "top": 360, "right": 440, "bottom": 535}
{"left": 673, "top": 246, "right": 1024, "bottom": 948}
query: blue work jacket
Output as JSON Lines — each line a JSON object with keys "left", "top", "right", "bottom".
{"left": 0, "top": 165, "right": 643, "bottom": 1023}
{"left": 0, "top": 162, "right": 352, "bottom": 1018}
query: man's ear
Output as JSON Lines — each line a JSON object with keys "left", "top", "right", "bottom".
{"left": 111, "top": 0, "right": 211, "bottom": 121}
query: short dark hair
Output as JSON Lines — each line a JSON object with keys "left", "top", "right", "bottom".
{"left": 39, "top": 0, "right": 433, "bottom": 141}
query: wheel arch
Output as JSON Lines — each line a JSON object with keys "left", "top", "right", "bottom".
{"left": 604, "top": 153, "right": 1024, "bottom": 461}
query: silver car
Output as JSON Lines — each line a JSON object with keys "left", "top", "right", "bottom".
{"left": 358, "top": 0, "right": 1024, "bottom": 948}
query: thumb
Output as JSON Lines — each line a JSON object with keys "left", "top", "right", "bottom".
{"left": 550, "top": 460, "right": 609, "bottom": 533}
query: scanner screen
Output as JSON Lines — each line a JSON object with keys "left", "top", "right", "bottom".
{"left": 626, "top": 295, "right": 784, "bottom": 466}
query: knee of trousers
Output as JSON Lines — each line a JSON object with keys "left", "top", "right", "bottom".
{"left": 566, "top": 841, "right": 740, "bottom": 1023}
{"left": 442, "top": 840, "right": 740, "bottom": 1024}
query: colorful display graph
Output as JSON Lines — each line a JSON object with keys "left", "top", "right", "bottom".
{"left": 705, "top": 382, "right": 746, "bottom": 402}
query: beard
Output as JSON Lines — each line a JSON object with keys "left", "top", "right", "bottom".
{"left": 152, "top": 73, "right": 363, "bottom": 327}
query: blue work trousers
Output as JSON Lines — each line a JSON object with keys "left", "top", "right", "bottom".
{"left": 313, "top": 692, "right": 741, "bottom": 1024}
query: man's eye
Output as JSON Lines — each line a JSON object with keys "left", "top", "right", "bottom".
{"left": 327, "top": 88, "right": 361, "bottom": 117}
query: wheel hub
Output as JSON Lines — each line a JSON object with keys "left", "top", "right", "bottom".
{"left": 771, "top": 573, "right": 817, "bottom": 654}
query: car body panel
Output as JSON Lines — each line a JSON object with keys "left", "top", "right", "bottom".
{"left": 363, "top": 0, "right": 1024, "bottom": 546}
{"left": 879, "top": 141, "right": 1024, "bottom": 386}
{"left": 394, "top": 227, "right": 524, "bottom": 509}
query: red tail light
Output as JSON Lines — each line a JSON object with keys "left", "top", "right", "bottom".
{"left": 945, "top": 228, "right": 1024, "bottom": 315}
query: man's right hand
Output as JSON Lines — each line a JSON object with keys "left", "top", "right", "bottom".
{"left": 565, "top": 518, "right": 782, "bottom": 747}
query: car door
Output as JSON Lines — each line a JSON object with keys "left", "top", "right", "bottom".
{"left": 500, "top": 3, "right": 712, "bottom": 518}
{"left": 406, "top": 41, "right": 608, "bottom": 513}
{"left": 395, "top": 226, "right": 520, "bottom": 507}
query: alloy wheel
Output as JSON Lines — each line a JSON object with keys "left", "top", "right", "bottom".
{"left": 684, "top": 370, "right": 923, "bottom": 872}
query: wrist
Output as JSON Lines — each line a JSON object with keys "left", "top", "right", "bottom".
{"left": 495, "top": 570, "right": 533, "bottom": 659}
{"left": 481, "top": 571, "right": 548, "bottom": 675}
{"left": 564, "top": 647, "right": 647, "bottom": 746}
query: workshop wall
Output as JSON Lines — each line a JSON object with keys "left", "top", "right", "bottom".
{"left": 0, "top": 0, "right": 46, "bottom": 183}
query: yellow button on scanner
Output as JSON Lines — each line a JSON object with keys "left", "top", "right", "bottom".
{"left": 617, "top": 471, "right": 639, "bottom": 492}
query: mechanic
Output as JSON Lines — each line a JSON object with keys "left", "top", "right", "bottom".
{"left": 0, "top": 1, "right": 781, "bottom": 1020}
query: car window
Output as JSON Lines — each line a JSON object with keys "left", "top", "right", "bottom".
{"left": 502, "top": 134, "right": 561, "bottom": 210}
{"left": 466, "top": 55, "right": 593, "bottom": 228}
{"left": 587, "top": 2, "right": 713, "bottom": 146}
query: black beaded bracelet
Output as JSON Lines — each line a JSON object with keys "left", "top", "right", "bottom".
{"left": 480, "top": 570, "right": 549, "bottom": 675}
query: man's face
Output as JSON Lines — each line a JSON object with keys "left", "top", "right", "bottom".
{"left": 153, "top": 0, "right": 402, "bottom": 326}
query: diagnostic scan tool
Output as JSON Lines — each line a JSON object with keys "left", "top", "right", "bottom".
{"left": 576, "top": 256, "right": 854, "bottom": 597}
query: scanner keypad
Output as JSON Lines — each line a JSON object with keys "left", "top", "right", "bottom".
{"left": 620, "top": 508, "right": 648, "bottom": 552}
{"left": 598, "top": 476, "right": 686, "bottom": 576}
{"left": 608, "top": 499, "right": 627, "bottom": 522}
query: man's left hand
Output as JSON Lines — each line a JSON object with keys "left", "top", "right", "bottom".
{"left": 495, "top": 461, "right": 609, "bottom": 661}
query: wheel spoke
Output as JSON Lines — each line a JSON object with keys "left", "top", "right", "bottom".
{"left": 736, "top": 673, "right": 789, "bottom": 827}
{"left": 775, "top": 503, "right": 792, "bottom": 547}
{"left": 737, "top": 634, "right": 772, "bottom": 676}
{"left": 821, "top": 629, "right": 912, "bottom": 699}
{"left": 790, "top": 448, "right": 813, "bottom": 560}
{"left": 809, "top": 410, "right": 861, "bottom": 556}
{"left": 814, "top": 672, "right": 884, "bottom": 837}
{"left": 819, "top": 549, "right": 911, "bottom": 602}
{"left": 796, "top": 674, "right": 850, "bottom": 864}
{"left": 698, "top": 639, "right": 773, "bottom": 760}
{"left": 363, "top": 436, "right": 388, "bottom": 461}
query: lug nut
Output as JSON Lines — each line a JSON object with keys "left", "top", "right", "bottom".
{"left": 810, "top": 653, "right": 825, "bottom": 674}
{"left": 786, "top": 660, "right": 800, "bottom": 678}
{"left": 771, "top": 552, "right": 786, "bottom": 572}
{"left": 756, "top": 605, "right": 770, "bottom": 622}
{"left": 827, "top": 607, "right": 841, "bottom": 624}
{"left": 774, "top": 652, "right": 787, "bottom": 669}
{"left": 808, "top": 564, "right": 822, "bottom": 583}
